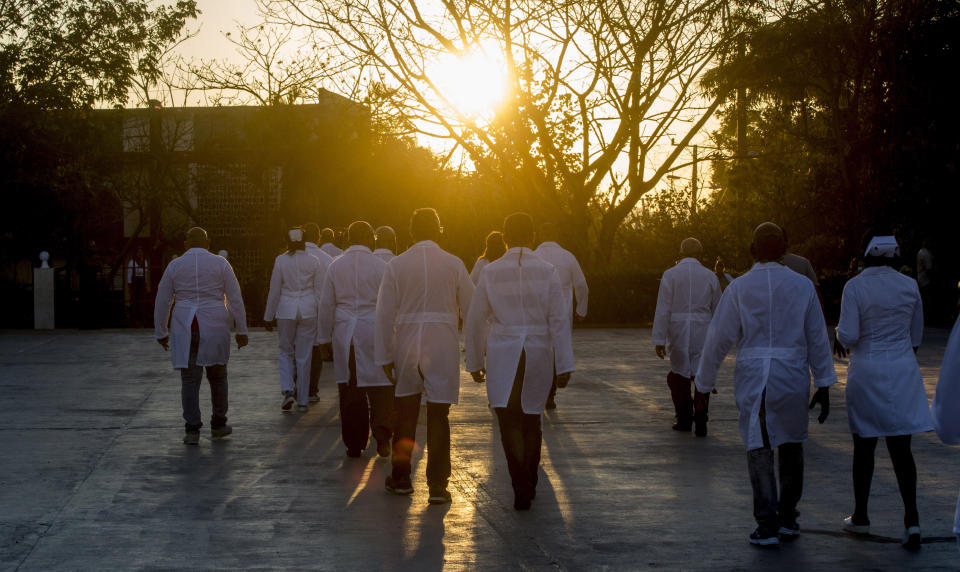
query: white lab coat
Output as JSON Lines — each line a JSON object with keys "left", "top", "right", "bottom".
{"left": 470, "top": 258, "right": 490, "bottom": 285}
{"left": 154, "top": 248, "right": 248, "bottom": 369}
{"left": 836, "top": 266, "right": 932, "bottom": 437}
{"left": 317, "top": 245, "right": 391, "bottom": 387}
{"left": 696, "top": 262, "right": 837, "bottom": 450}
{"left": 465, "top": 247, "right": 574, "bottom": 414}
{"left": 305, "top": 242, "right": 334, "bottom": 284}
{"left": 373, "top": 248, "right": 395, "bottom": 263}
{"left": 375, "top": 240, "right": 474, "bottom": 402}
{"left": 652, "top": 258, "right": 721, "bottom": 378}
{"left": 263, "top": 251, "right": 323, "bottom": 321}
{"left": 321, "top": 242, "right": 343, "bottom": 258}
{"left": 533, "top": 242, "right": 589, "bottom": 318}
{"left": 933, "top": 317, "right": 960, "bottom": 535}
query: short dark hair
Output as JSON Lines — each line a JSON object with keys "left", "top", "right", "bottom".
{"left": 503, "top": 212, "right": 534, "bottom": 246}
{"left": 410, "top": 208, "right": 441, "bottom": 242}
{"left": 303, "top": 223, "right": 320, "bottom": 244}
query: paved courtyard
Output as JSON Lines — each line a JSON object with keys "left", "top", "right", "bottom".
{"left": 1, "top": 328, "right": 958, "bottom": 571}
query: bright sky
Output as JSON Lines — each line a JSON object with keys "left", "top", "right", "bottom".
{"left": 179, "top": 0, "right": 261, "bottom": 61}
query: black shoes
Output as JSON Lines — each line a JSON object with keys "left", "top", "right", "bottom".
{"left": 385, "top": 476, "right": 414, "bottom": 495}
{"left": 428, "top": 487, "right": 452, "bottom": 505}
{"left": 183, "top": 431, "right": 200, "bottom": 445}
{"left": 211, "top": 425, "right": 232, "bottom": 440}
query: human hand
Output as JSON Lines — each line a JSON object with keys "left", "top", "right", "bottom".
{"left": 469, "top": 370, "right": 486, "bottom": 384}
{"left": 382, "top": 363, "right": 397, "bottom": 385}
{"left": 833, "top": 339, "right": 847, "bottom": 359}
{"left": 235, "top": 334, "right": 248, "bottom": 349}
{"left": 556, "top": 372, "right": 572, "bottom": 388}
{"left": 655, "top": 345, "right": 666, "bottom": 359}
{"left": 157, "top": 336, "right": 169, "bottom": 351}
{"left": 809, "top": 387, "right": 830, "bottom": 424}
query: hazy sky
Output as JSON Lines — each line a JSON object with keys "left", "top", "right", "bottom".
{"left": 179, "top": 0, "right": 261, "bottom": 62}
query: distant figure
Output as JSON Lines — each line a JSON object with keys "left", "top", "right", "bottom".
{"left": 781, "top": 229, "right": 823, "bottom": 311}
{"left": 127, "top": 247, "right": 149, "bottom": 327}
{"left": 696, "top": 222, "right": 836, "bottom": 546}
{"left": 834, "top": 232, "right": 931, "bottom": 549}
{"left": 533, "top": 222, "right": 588, "bottom": 410}
{"left": 303, "top": 223, "right": 335, "bottom": 403}
{"left": 373, "top": 226, "right": 397, "bottom": 262}
{"left": 470, "top": 231, "right": 506, "bottom": 285}
{"left": 78, "top": 239, "right": 103, "bottom": 329}
{"left": 264, "top": 228, "right": 324, "bottom": 413}
{"left": 317, "top": 221, "right": 393, "bottom": 458}
{"left": 932, "top": 316, "right": 960, "bottom": 555}
{"left": 465, "top": 212, "right": 574, "bottom": 510}
{"left": 714, "top": 256, "right": 735, "bottom": 290}
{"left": 320, "top": 227, "right": 344, "bottom": 258}
{"left": 153, "top": 227, "right": 248, "bottom": 445}
{"left": 652, "top": 238, "right": 721, "bottom": 435}
{"left": 917, "top": 241, "right": 934, "bottom": 322}
{"left": 375, "top": 208, "right": 474, "bottom": 504}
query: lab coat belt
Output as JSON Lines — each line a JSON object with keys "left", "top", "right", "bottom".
{"left": 397, "top": 312, "right": 458, "bottom": 327}
{"left": 737, "top": 347, "right": 805, "bottom": 360}
{"left": 495, "top": 325, "right": 549, "bottom": 336}
{"left": 856, "top": 340, "right": 911, "bottom": 353}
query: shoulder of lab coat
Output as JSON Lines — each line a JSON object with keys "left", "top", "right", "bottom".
{"left": 934, "top": 317, "right": 960, "bottom": 444}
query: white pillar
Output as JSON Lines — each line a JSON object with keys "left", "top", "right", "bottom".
{"left": 34, "top": 252, "right": 54, "bottom": 329}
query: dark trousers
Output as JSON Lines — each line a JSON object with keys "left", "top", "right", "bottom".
{"left": 495, "top": 351, "right": 543, "bottom": 501}
{"left": 338, "top": 344, "right": 394, "bottom": 452}
{"left": 392, "top": 390, "right": 451, "bottom": 489}
{"left": 852, "top": 434, "right": 919, "bottom": 528}
{"left": 309, "top": 345, "right": 323, "bottom": 397}
{"left": 180, "top": 331, "right": 228, "bottom": 432}
{"left": 667, "top": 371, "right": 693, "bottom": 428}
{"left": 746, "top": 392, "right": 803, "bottom": 536}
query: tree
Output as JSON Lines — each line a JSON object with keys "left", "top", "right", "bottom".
{"left": 264, "top": 0, "right": 736, "bottom": 264}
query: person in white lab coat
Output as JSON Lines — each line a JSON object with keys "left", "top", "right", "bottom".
{"left": 303, "top": 223, "right": 334, "bottom": 403}
{"left": 373, "top": 225, "right": 397, "bottom": 263}
{"left": 696, "top": 222, "right": 836, "bottom": 546}
{"left": 533, "top": 222, "right": 588, "bottom": 409}
{"left": 264, "top": 228, "right": 324, "bottom": 412}
{"left": 470, "top": 231, "right": 506, "bottom": 285}
{"left": 320, "top": 227, "right": 343, "bottom": 258}
{"left": 834, "top": 233, "right": 932, "bottom": 549}
{"left": 375, "top": 208, "right": 474, "bottom": 504}
{"left": 154, "top": 227, "right": 248, "bottom": 445}
{"left": 318, "top": 221, "right": 393, "bottom": 458}
{"left": 933, "top": 316, "right": 960, "bottom": 554}
{"left": 652, "top": 238, "right": 721, "bottom": 435}
{"left": 465, "top": 213, "right": 574, "bottom": 510}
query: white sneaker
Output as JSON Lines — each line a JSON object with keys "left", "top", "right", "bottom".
{"left": 842, "top": 516, "right": 869, "bottom": 535}
{"left": 902, "top": 526, "right": 921, "bottom": 549}
{"left": 297, "top": 404, "right": 309, "bottom": 413}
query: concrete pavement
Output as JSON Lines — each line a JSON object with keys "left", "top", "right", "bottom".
{"left": 0, "top": 328, "right": 958, "bottom": 571}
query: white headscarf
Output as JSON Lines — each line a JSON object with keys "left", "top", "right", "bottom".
{"left": 864, "top": 236, "right": 899, "bottom": 258}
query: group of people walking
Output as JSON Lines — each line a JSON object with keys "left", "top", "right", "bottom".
{"left": 651, "top": 222, "right": 959, "bottom": 550}
{"left": 152, "top": 212, "right": 959, "bottom": 552}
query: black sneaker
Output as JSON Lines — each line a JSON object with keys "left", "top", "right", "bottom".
{"left": 902, "top": 526, "right": 921, "bottom": 550}
{"left": 211, "top": 425, "right": 232, "bottom": 441}
{"left": 281, "top": 391, "right": 295, "bottom": 411}
{"left": 385, "top": 476, "right": 414, "bottom": 495}
{"left": 513, "top": 494, "right": 532, "bottom": 511}
{"left": 376, "top": 439, "right": 391, "bottom": 459}
{"left": 778, "top": 523, "right": 800, "bottom": 539}
{"left": 428, "top": 488, "right": 451, "bottom": 505}
{"left": 545, "top": 398, "right": 557, "bottom": 410}
{"left": 749, "top": 529, "right": 780, "bottom": 546}
{"left": 183, "top": 431, "right": 200, "bottom": 445}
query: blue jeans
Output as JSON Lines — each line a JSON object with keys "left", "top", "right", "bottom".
{"left": 747, "top": 392, "right": 803, "bottom": 535}
{"left": 180, "top": 331, "right": 228, "bottom": 432}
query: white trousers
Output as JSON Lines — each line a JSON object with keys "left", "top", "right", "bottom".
{"left": 277, "top": 317, "right": 317, "bottom": 406}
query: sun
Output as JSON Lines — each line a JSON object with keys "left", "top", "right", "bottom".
{"left": 428, "top": 44, "right": 508, "bottom": 118}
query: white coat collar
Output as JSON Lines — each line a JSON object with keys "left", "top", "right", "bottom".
{"left": 538, "top": 241, "right": 560, "bottom": 249}
{"left": 859, "top": 265, "right": 896, "bottom": 276}
{"left": 184, "top": 247, "right": 208, "bottom": 255}
{"left": 752, "top": 261, "right": 784, "bottom": 270}
{"left": 412, "top": 240, "right": 438, "bottom": 248}
{"left": 344, "top": 245, "right": 372, "bottom": 254}
{"left": 373, "top": 248, "right": 393, "bottom": 255}
{"left": 321, "top": 242, "right": 338, "bottom": 249}
{"left": 677, "top": 257, "right": 701, "bottom": 266}
{"left": 305, "top": 241, "right": 319, "bottom": 249}
{"left": 505, "top": 246, "right": 534, "bottom": 255}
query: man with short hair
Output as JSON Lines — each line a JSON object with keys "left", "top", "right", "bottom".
{"left": 318, "top": 221, "right": 394, "bottom": 458}
{"left": 533, "top": 222, "right": 588, "bottom": 409}
{"left": 696, "top": 222, "right": 836, "bottom": 546}
{"left": 465, "top": 212, "right": 574, "bottom": 510}
{"left": 652, "top": 237, "right": 721, "bottom": 435}
{"left": 374, "top": 226, "right": 397, "bottom": 262}
{"left": 375, "top": 208, "right": 474, "bottom": 504}
{"left": 320, "top": 227, "right": 343, "bottom": 258}
{"left": 303, "top": 223, "right": 334, "bottom": 403}
{"left": 154, "top": 227, "right": 248, "bottom": 445}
